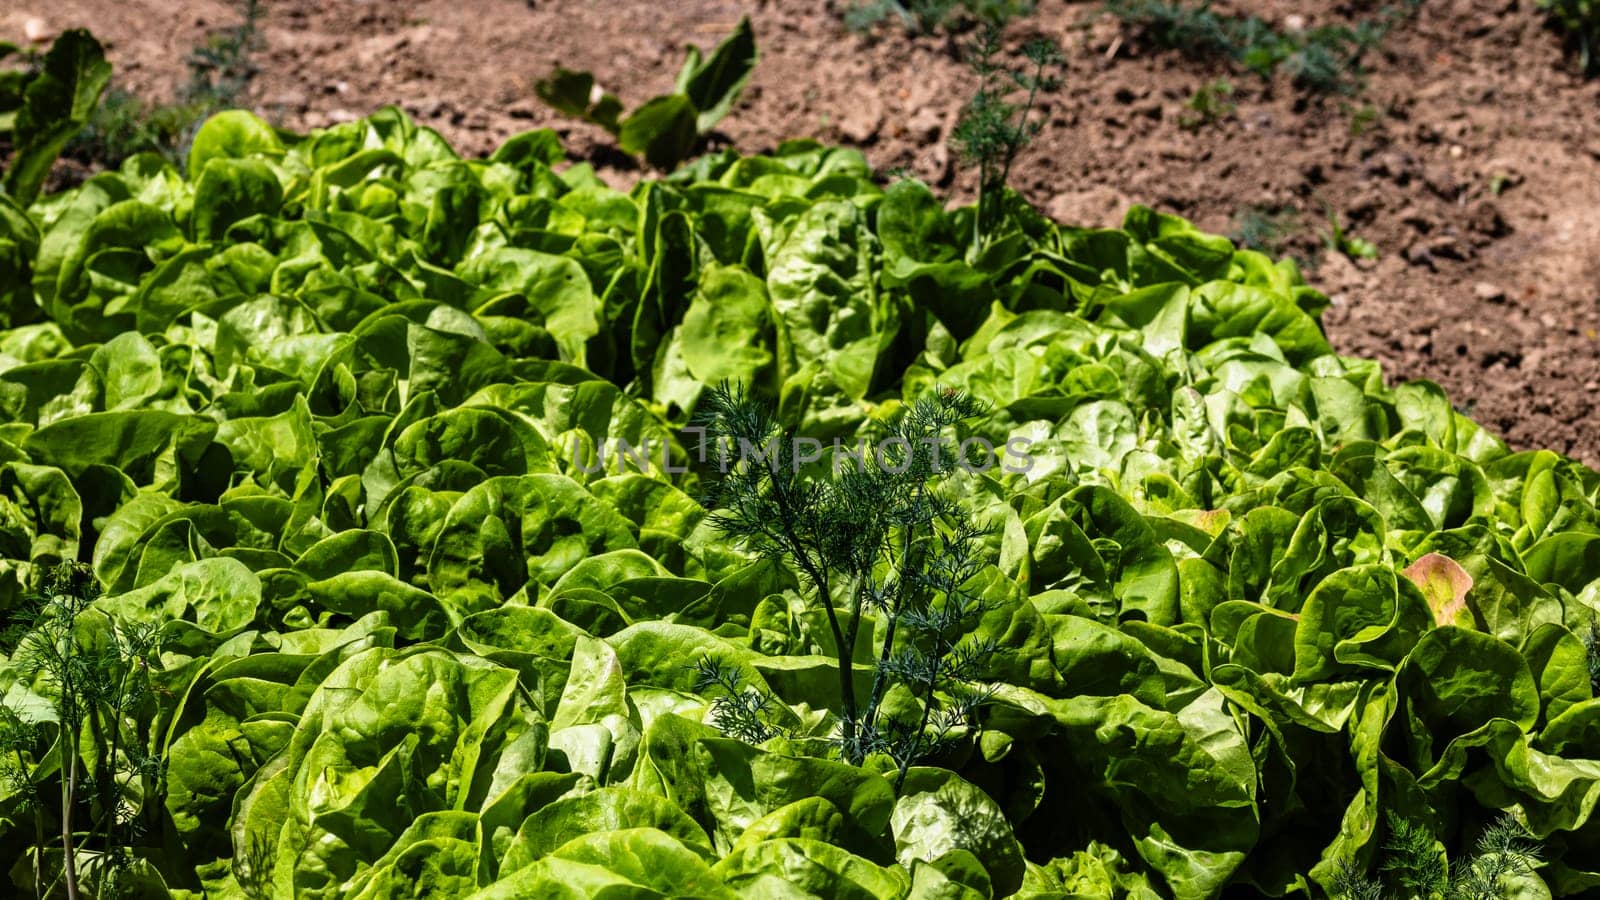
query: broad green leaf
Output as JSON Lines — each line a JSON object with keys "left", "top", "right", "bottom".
{"left": 618, "top": 94, "right": 700, "bottom": 171}
{"left": 1, "top": 29, "right": 111, "bottom": 206}
{"left": 187, "top": 109, "right": 286, "bottom": 179}
{"left": 675, "top": 17, "right": 758, "bottom": 132}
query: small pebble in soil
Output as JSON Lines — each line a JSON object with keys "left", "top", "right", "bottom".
{"left": 23, "top": 17, "right": 53, "bottom": 43}
{"left": 1425, "top": 235, "right": 1467, "bottom": 260}
{"left": 1473, "top": 282, "right": 1506, "bottom": 303}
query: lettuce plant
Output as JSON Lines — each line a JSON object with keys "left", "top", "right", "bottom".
{"left": 0, "top": 29, "right": 110, "bottom": 206}
{"left": 0, "top": 96, "right": 1597, "bottom": 897}
{"left": 536, "top": 18, "right": 757, "bottom": 169}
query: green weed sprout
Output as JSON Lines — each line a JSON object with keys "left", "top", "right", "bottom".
{"left": 1179, "top": 77, "right": 1235, "bottom": 130}
{"left": 1325, "top": 207, "right": 1378, "bottom": 260}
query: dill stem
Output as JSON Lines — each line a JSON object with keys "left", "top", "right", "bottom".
{"left": 17, "top": 747, "right": 43, "bottom": 898}
{"left": 896, "top": 650, "right": 941, "bottom": 792}
{"left": 767, "top": 452, "right": 859, "bottom": 757}
{"left": 62, "top": 724, "right": 79, "bottom": 900}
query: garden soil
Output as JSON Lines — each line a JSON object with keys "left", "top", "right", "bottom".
{"left": 8, "top": 0, "right": 1599, "bottom": 464}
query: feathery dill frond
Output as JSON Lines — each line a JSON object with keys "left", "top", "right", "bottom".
{"left": 695, "top": 383, "right": 998, "bottom": 783}
{"left": 692, "top": 657, "right": 790, "bottom": 744}
{"left": 951, "top": 27, "right": 1062, "bottom": 259}
{"left": 1448, "top": 813, "right": 1542, "bottom": 900}
{"left": 0, "top": 561, "right": 175, "bottom": 899}
{"left": 1378, "top": 812, "right": 1447, "bottom": 898}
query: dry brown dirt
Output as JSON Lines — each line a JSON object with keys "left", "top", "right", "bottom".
{"left": 7, "top": 0, "right": 1599, "bottom": 464}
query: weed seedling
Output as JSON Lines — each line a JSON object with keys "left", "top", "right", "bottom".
{"left": 1178, "top": 77, "right": 1235, "bottom": 130}
{"left": 1325, "top": 207, "right": 1378, "bottom": 260}
{"left": 1538, "top": 0, "right": 1600, "bottom": 76}
{"left": 1345, "top": 102, "right": 1385, "bottom": 137}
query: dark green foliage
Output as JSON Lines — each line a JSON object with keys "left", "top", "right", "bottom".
{"left": 1449, "top": 816, "right": 1543, "bottom": 899}
{"left": 0, "top": 29, "right": 111, "bottom": 205}
{"left": 0, "top": 41, "right": 41, "bottom": 131}
{"left": 1107, "top": 0, "right": 1237, "bottom": 60}
{"left": 0, "top": 704, "right": 46, "bottom": 897}
{"left": 693, "top": 657, "right": 791, "bottom": 744}
{"left": 950, "top": 27, "right": 1061, "bottom": 258}
{"left": 842, "top": 0, "right": 1034, "bottom": 35}
{"left": 1583, "top": 613, "right": 1600, "bottom": 693}
{"left": 68, "top": 87, "right": 197, "bottom": 167}
{"left": 1539, "top": 0, "right": 1600, "bottom": 75}
{"left": 1104, "top": 0, "right": 1416, "bottom": 94}
{"left": 1330, "top": 861, "right": 1386, "bottom": 900}
{"left": 1378, "top": 813, "right": 1448, "bottom": 897}
{"left": 695, "top": 382, "right": 996, "bottom": 788}
{"left": 862, "top": 517, "right": 997, "bottom": 787}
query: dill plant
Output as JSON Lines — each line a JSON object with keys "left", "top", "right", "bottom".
{"left": 1331, "top": 811, "right": 1544, "bottom": 900}
{"left": 692, "top": 382, "right": 999, "bottom": 789}
{"left": 950, "top": 27, "right": 1062, "bottom": 261}
{"left": 0, "top": 562, "right": 168, "bottom": 899}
